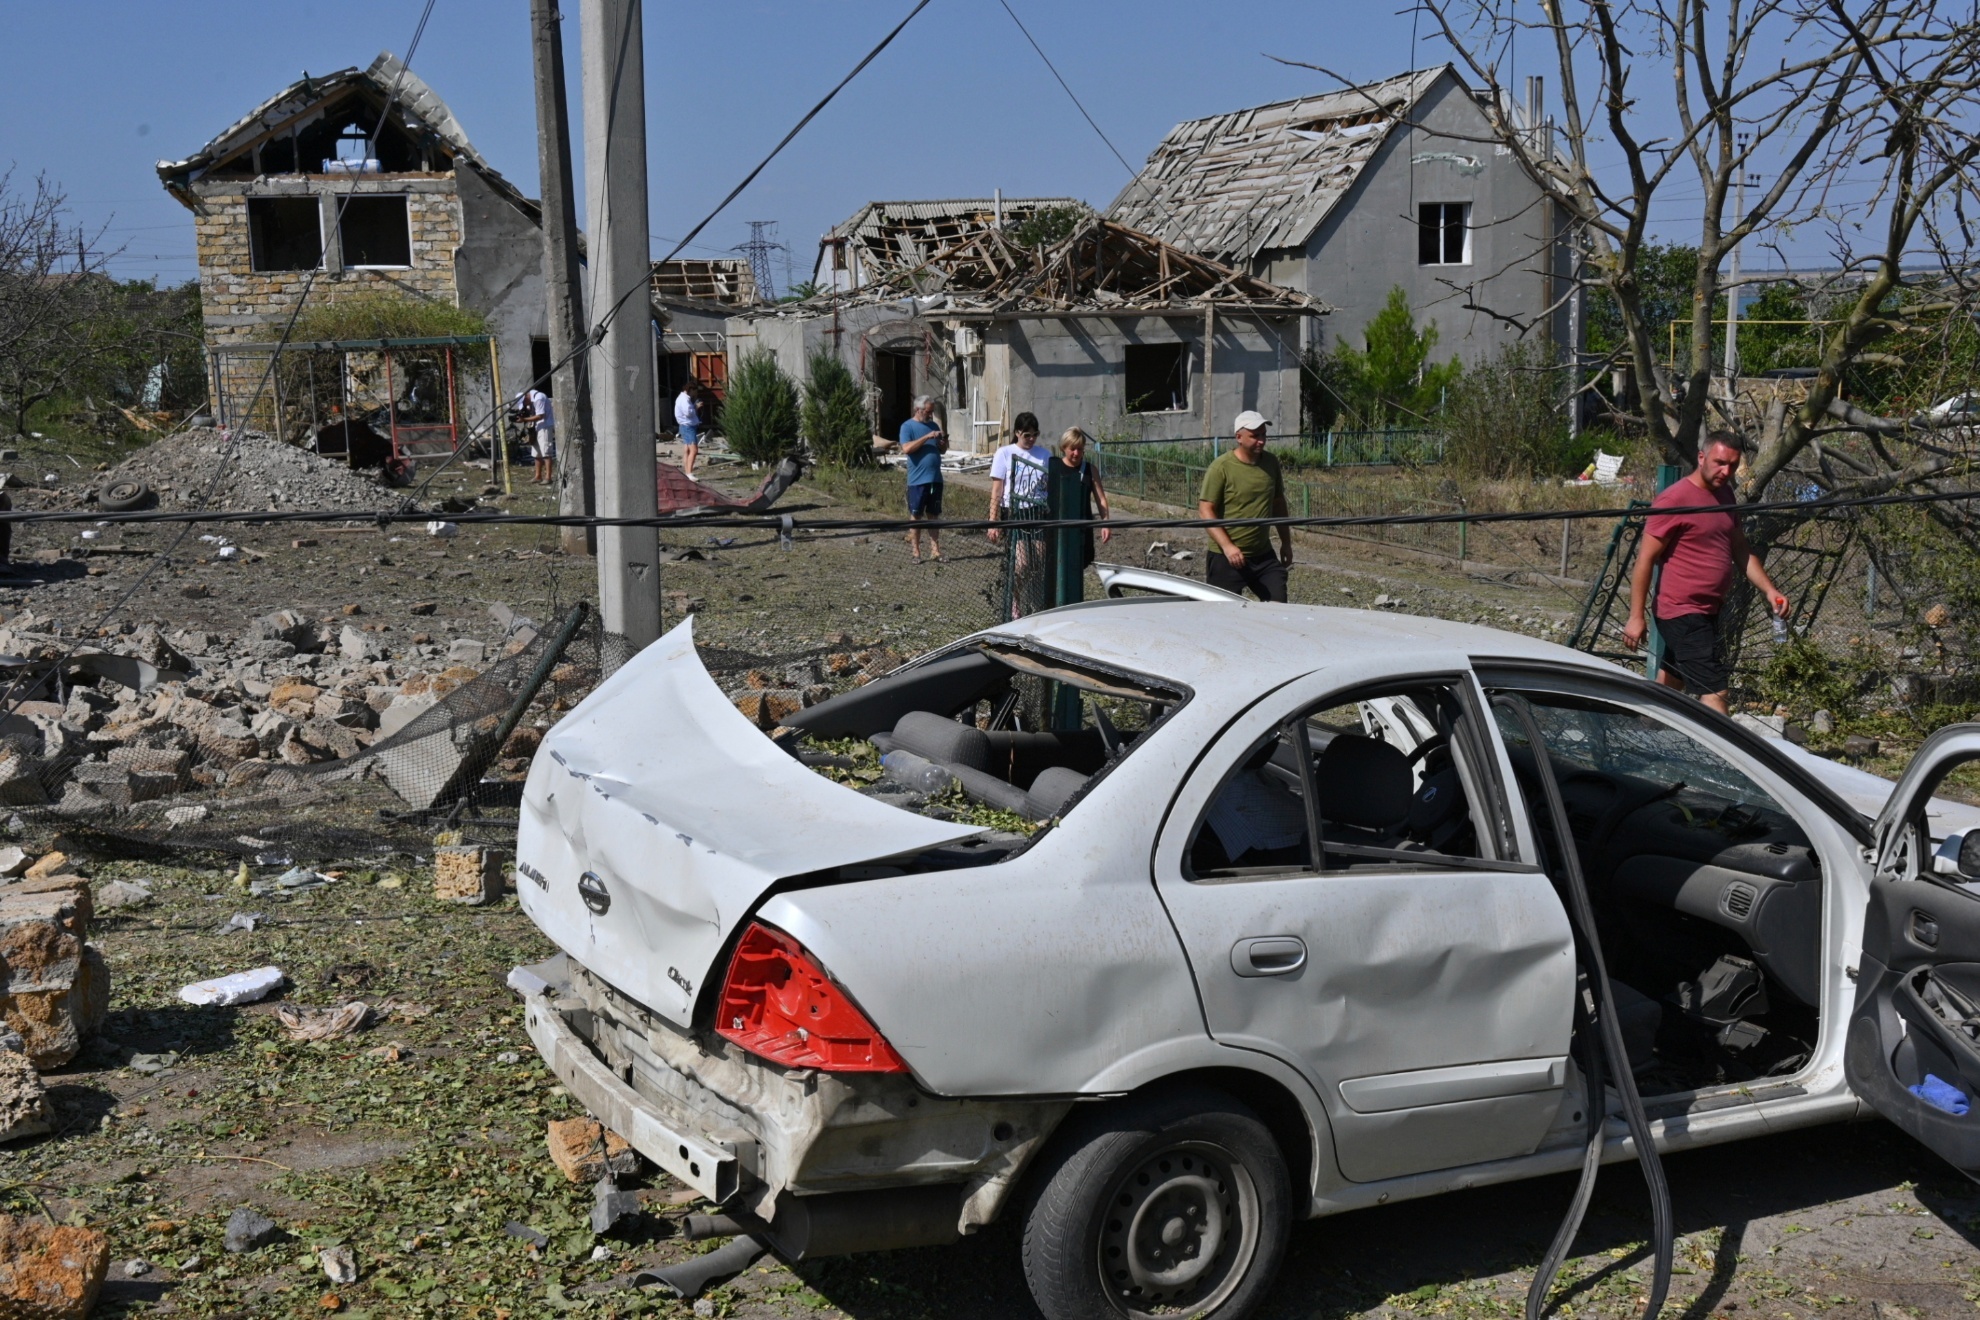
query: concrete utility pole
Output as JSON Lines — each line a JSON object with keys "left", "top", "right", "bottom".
{"left": 1725, "top": 133, "right": 1751, "bottom": 407}
{"left": 580, "top": 0, "right": 659, "bottom": 647}
{"left": 530, "top": 0, "right": 595, "bottom": 558}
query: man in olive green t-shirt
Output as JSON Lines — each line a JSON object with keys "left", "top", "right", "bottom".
{"left": 1198, "top": 410, "right": 1293, "bottom": 601}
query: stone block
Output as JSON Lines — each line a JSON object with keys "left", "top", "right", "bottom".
{"left": 268, "top": 679, "right": 320, "bottom": 717}
{"left": 194, "top": 718, "right": 258, "bottom": 767}
{"left": 0, "top": 757, "right": 46, "bottom": 808}
{"left": 0, "top": 1215, "right": 109, "bottom": 1319}
{"left": 376, "top": 693, "right": 437, "bottom": 739}
{"left": 22, "top": 853, "right": 68, "bottom": 883}
{"left": 446, "top": 638, "right": 486, "bottom": 665}
{"left": 340, "top": 625, "right": 383, "bottom": 663}
{"left": 0, "top": 1049, "right": 52, "bottom": 1144}
{"left": 433, "top": 846, "right": 508, "bottom": 905}
{"left": 314, "top": 692, "right": 377, "bottom": 731}
{"left": 106, "top": 746, "right": 190, "bottom": 778}
{"left": 545, "top": 1118, "right": 641, "bottom": 1184}
{"left": 0, "top": 885, "right": 107, "bottom": 1069}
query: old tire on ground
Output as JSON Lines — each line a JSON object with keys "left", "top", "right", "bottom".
{"left": 1019, "top": 1087, "right": 1291, "bottom": 1320}
{"left": 98, "top": 479, "right": 153, "bottom": 512}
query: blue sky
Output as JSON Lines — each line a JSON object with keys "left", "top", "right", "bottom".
{"left": 6, "top": 1, "right": 1854, "bottom": 292}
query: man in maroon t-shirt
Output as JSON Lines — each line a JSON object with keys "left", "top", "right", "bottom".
{"left": 1621, "top": 434, "right": 1789, "bottom": 714}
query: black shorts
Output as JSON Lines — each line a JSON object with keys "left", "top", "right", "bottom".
{"left": 1656, "top": 612, "right": 1731, "bottom": 695}
{"left": 907, "top": 482, "right": 943, "bottom": 517}
{"left": 1206, "top": 549, "right": 1289, "bottom": 602}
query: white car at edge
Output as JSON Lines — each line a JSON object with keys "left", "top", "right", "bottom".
{"left": 512, "top": 581, "right": 1980, "bottom": 1320}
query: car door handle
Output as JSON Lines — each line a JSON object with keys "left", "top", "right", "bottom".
{"left": 1231, "top": 936, "right": 1307, "bottom": 978}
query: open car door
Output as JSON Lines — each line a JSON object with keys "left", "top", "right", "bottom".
{"left": 1846, "top": 723, "right": 1980, "bottom": 1174}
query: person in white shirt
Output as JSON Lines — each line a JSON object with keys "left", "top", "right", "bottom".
{"left": 516, "top": 387, "right": 555, "bottom": 484}
{"left": 986, "top": 412, "right": 1051, "bottom": 543}
{"left": 675, "top": 385, "right": 703, "bottom": 477}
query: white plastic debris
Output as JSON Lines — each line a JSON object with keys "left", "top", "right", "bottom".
{"left": 179, "top": 966, "right": 286, "bottom": 1007}
{"left": 217, "top": 545, "right": 240, "bottom": 561}
{"left": 80, "top": 530, "right": 99, "bottom": 541}
{"left": 198, "top": 534, "right": 224, "bottom": 544}
{"left": 426, "top": 520, "right": 460, "bottom": 538}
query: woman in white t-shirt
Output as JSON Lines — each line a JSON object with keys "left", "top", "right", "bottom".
{"left": 986, "top": 412, "right": 1050, "bottom": 544}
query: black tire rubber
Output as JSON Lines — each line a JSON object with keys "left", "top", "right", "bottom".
{"left": 98, "top": 479, "right": 152, "bottom": 512}
{"left": 1019, "top": 1087, "right": 1292, "bottom": 1320}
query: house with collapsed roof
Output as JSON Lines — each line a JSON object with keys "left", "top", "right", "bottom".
{"left": 812, "top": 198, "right": 1086, "bottom": 296}
{"left": 738, "top": 213, "right": 1323, "bottom": 450}
{"left": 650, "top": 259, "right": 759, "bottom": 418}
{"left": 157, "top": 52, "right": 550, "bottom": 412}
{"left": 1108, "top": 66, "right": 1572, "bottom": 364}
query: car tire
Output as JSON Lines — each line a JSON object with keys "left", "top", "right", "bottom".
{"left": 1019, "top": 1087, "right": 1292, "bottom": 1320}
{"left": 98, "top": 479, "right": 153, "bottom": 512}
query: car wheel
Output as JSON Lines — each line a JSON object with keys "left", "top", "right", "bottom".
{"left": 1020, "top": 1087, "right": 1291, "bottom": 1320}
{"left": 98, "top": 479, "right": 153, "bottom": 512}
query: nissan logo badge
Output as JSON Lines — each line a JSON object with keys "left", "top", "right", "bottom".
{"left": 577, "top": 870, "right": 611, "bottom": 914}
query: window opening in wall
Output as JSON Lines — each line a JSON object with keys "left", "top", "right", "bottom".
{"left": 247, "top": 197, "right": 323, "bottom": 273}
{"left": 338, "top": 196, "right": 412, "bottom": 268}
{"left": 1124, "top": 342, "right": 1189, "bottom": 414}
{"left": 327, "top": 124, "right": 381, "bottom": 175}
{"left": 1418, "top": 202, "right": 1470, "bottom": 266}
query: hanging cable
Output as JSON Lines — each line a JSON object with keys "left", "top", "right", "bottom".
{"left": 1493, "top": 693, "right": 1674, "bottom": 1320}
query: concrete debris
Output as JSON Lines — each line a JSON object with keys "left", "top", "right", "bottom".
{"left": 0, "top": 1048, "right": 53, "bottom": 1143}
{"left": 0, "top": 876, "right": 110, "bottom": 1069}
{"left": 92, "top": 879, "right": 153, "bottom": 911}
{"left": 319, "top": 1244, "right": 358, "bottom": 1285}
{"left": 0, "top": 848, "right": 26, "bottom": 877}
{"left": 102, "top": 427, "right": 390, "bottom": 512}
{"left": 0, "top": 1215, "right": 109, "bottom": 1319}
{"left": 591, "top": 1177, "right": 644, "bottom": 1235}
{"left": 22, "top": 853, "right": 68, "bottom": 882}
{"left": 219, "top": 912, "right": 262, "bottom": 934}
{"left": 178, "top": 965, "right": 285, "bottom": 1007}
{"left": 546, "top": 1117, "right": 641, "bottom": 1184}
{"left": 433, "top": 846, "right": 507, "bottom": 905}
{"left": 223, "top": 1208, "right": 283, "bottom": 1255}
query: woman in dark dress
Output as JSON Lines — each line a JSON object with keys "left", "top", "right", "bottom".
{"left": 1054, "top": 427, "right": 1111, "bottom": 566}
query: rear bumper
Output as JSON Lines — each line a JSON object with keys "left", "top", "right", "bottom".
{"left": 510, "top": 955, "right": 1071, "bottom": 1238}
{"left": 519, "top": 976, "right": 748, "bottom": 1202}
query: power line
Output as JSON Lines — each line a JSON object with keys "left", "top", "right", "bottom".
{"left": 14, "top": 480, "right": 1980, "bottom": 533}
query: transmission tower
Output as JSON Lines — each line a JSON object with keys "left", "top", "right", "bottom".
{"left": 736, "top": 221, "right": 786, "bottom": 302}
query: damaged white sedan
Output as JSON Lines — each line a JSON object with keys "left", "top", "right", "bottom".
{"left": 513, "top": 591, "right": 1980, "bottom": 1320}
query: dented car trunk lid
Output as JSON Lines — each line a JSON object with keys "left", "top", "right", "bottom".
{"left": 516, "top": 618, "right": 983, "bottom": 1027}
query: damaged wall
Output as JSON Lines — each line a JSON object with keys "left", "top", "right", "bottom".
{"left": 729, "top": 303, "right": 1302, "bottom": 449}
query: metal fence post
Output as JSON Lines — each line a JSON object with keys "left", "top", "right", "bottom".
{"left": 1644, "top": 463, "right": 1682, "bottom": 681}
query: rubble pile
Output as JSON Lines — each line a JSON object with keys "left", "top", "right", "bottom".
{"left": 0, "top": 1215, "right": 109, "bottom": 1319}
{"left": 726, "top": 640, "right": 903, "bottom": 729}
{"left": 98, "top": 427, "right": 391, "bottom": 511}
{"left": 0, "top": 606, "right": 532, "bottom": 819}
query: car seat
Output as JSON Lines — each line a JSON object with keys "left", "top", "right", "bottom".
{"left": 1314, "top": 734, "right": 1412, "bottom": 847}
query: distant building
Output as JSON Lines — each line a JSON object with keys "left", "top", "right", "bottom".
{"left": 813, "top": 198, "right": 1086, "bottom": 295}
{"left": 745, "top": 213, "right": 1322, "bottom": 450}
{"left": 1109, "top": 66, "right": 1573, "bottom": 365}
{"left": 157, "top": 52, "right": 548, "bottom": 411}
{"left": 651, "top": 259, "right": 760, "bottom": 420}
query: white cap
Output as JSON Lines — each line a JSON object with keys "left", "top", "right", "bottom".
{"left": 1232, "top": 410, "right": 1269, "bottom": 434}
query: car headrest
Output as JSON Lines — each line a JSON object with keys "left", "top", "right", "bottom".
{"left": 891, "top": 710, "right": 991, "bottom": 771}
{"left": 1316, "top": 734, "right": 1411, "bottom": 831}
{"left": 1027, "top": 766, "right": 1090, "bottom": 816}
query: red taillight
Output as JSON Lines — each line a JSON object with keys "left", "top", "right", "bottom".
{"left": 715, "top": 922, "right": 909, "bottom": 1073}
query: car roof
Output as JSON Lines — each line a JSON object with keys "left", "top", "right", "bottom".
{"left": 984, "top": 599, "right": 1620, "bottom": 692}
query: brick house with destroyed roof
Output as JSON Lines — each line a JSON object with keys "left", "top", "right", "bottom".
{"left": 156, "top": 52, "right": 549, "bottom": 418}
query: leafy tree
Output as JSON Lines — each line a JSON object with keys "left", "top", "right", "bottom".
{"left": 292, "top": 291, "right": 489, "bottom": 343}
{"left": 723, "top": 351, "right": 801, "bottom": 464}
{"left": 801, "top": 350, "right": 871, "bottom": 467}
{"left": 781, "top": 279, "right": 823, "bottom": 304}
{"left": 1008, "top": 204, "right": 1088, "bottom": 251}
{"left": 1587, "top": 242, "right": 1700, "bottom": 364}
{"left": 1330, "top": 287, "right": 1461, "bottom": 427}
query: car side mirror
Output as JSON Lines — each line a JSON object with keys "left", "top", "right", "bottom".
{"left": 1960, "top": 831, "right": 1980, "bottom": 880}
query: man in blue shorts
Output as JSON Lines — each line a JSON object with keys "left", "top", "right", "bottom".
{"left": 900, "top": 395, "right": 947, "bottom": 562}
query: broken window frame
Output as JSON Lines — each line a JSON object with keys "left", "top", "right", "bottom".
{"left": 336, "top": 194, "right": 414, "bottom": 270}
{"left": 1417, "top": 202, "right": 1471, "bottom": 266}
{"left": 247, "top": 196, "right": 325, "bottom": 273}
{"left": 1123, "top": 342, "right": 1191, "bottom": 415}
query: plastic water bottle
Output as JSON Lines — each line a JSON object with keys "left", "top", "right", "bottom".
{"left": 1771, "top": 613, "right": 1789, "bottom": 644}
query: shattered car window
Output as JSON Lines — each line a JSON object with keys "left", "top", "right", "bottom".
{"left": 779, "top": 641, "right": 1184, "bottom": 843}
